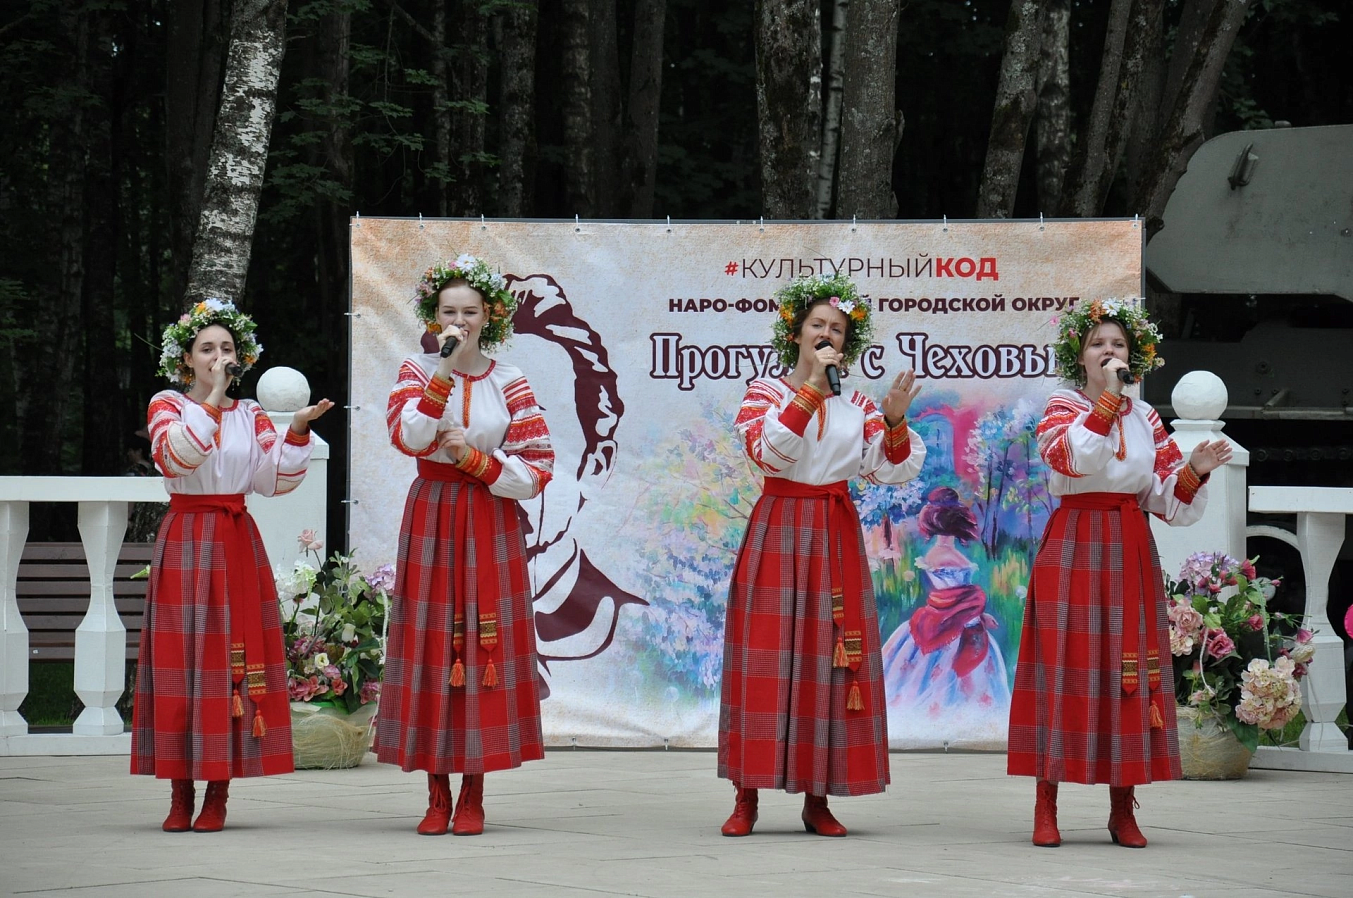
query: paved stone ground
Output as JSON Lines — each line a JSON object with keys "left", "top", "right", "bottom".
{"left": 1, "top": 751, "right": 1349, "bottom": 897}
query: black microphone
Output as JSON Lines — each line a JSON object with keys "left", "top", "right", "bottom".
{"left": 816, "top": 339, "right": 842, "bottom": 397}
{"left": 225, "top": 362, "right": 244, "bottom": 377}
{"left": 1102, "top": 358, "right": 1133, "bottom": 385}
{"left": 439, "top": 334, "right": 461, "bottom": 359}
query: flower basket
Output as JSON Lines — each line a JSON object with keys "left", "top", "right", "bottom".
{"left": 290, "top": 701, "right": 378, "bottom": 770}
{"left": 1177, "top": 705, "right": 1253, "bottom": 780}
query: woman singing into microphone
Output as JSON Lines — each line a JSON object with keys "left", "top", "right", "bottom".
{"left": 376, "top": 255, "right": 554, "bottom": 836}
{"left": 133, "top": 299, "right": 332, "bottom": 832}
{"left": 718, "top": 274, "right": 925, "bottom": 837}
{"left": 1007, "top": 299, "right": 1231, "bottom": 849}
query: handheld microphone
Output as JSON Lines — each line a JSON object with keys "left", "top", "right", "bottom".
{"left": 439, "top": 335, "right": 461, "bottom": 359}
{"left": 1101, "top": 358, "right": 1133, "bottom": 385}
{"left": 816, "top": 339, "right": 842, "bottom": 397}
{"left": 225, "top": 362, "right": 244, "bottom": 377}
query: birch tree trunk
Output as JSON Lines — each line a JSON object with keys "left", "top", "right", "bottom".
{"left": 621, "top": 0, "right": 666, "bottom": 219}
{"left": 1135, "top": 0, "right": 1252, "bottom": 234}
{"left": 838, "top": 0, "right": 901, "bottom": 220}
{"left": 496, "top": 2, "right": 538, "bottom": 217}
{"left": 183, "top": 0, "right": 289, "bottom": 306}
{"left": 975, "top": 0, "right": 1047, "bottom": 219}
{"left": 755, "top": 0, "right": 821, "bottom": 219}
{"left": 560, "top": 0, "right": 595, "bottom": 216}
{"left": 1034, "top": 0, "right": 1070, "bottom": 215}
{"left": 815, "top": 0, "right": 849, "bottom": 220}
{"left": 1066, "top": 0, "right": 1163, "bottom": 216}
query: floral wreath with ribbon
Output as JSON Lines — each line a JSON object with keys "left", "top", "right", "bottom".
{"left": 770, "top": 273, "right": 874, "bottom": 370}
{"left": 157, "top": 298, "right": 262, "bottom": 386}
{"left": 1051, "top": 296, "right": 1164, "bottom": 385}
{"left": 413, "top": 253, "right": 518, "bottom": 351}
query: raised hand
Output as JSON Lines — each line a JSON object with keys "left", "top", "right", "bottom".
{"left": 1189, "top": 439, "right": 1233, "bottom": 477}
{"left": 290, "top": 399, "right": 334, "bottom": 434}
{"left": 880, "top": 370, "right": 921, "bottom": 427}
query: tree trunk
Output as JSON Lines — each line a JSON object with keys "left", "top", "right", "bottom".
{"left": 448, "top": 1, "right": 490, "bottom": 216}
{"left": 431, "top": 1, "right": 450, "bottom": 216}
{"left": 83, "top": 8, "right": 122, "bottom": 476}
{"left": 183, "top": 0, "right": 290, "bottom": 306}
{"left": 975, "top": 0, "right": 1047, "bottom": 219}
{"left": 1135, "top": 0, "right": 1252, "bottom": 235}
{"left": 1059, "top": 0, "right": 1129, "bottom": 216}
{"left": 1067, "top": 0, "right": 1163, "bottom": 216}
{"left": 815, "top": 0, "right": 848, "bottom": 220}
{"left": 837, "top": 0, "right": 901, "bottom": 220}
{"left": 590, "top": 0, "right": 623, "bottom": 216}
{"left": 496, "top": 2, "right": 538, "bottom": 217}
{"left": 310, "top": 3, "right": 352, "bottom": 337}
{"left": 755, "top": 0, "right": 821, "bottom": 219}
{"left": 22, "top": 9, "right": 88, "bottom": 477}
{"left": 560, "top": 0, "right": 595, "bottom": 217}
{"left": 1124, "top": 4, "right": 1166, "bottom": 206}
{"left": 1033, "top": 0, "right": 1070, "bottom": 215}
{"left": 164, "top": 0, "right": 227, "bottom": 305}
{"left": 620, "top": 0, "right": 666, "bottom": 219}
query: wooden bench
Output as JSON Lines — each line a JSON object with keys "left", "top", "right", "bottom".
{"left": 16, "top": 543, "right": 152, "bottom": 661}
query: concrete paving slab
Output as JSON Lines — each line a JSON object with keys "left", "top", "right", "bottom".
{"left": 1, "top": 750, "right": 1349, "bottom": 898}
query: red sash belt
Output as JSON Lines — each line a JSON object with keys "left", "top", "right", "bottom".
{"left": 761, "top": 478, "right": 867, "bottom": 712}
{"left": 1058, "top": 491, "right": 1164, "bottom": 726}
{"left": 168, "top": 493, "right": 274, "bottom": 737}
{"left": 415, "top": 458, "right": 502, "bottom": 689}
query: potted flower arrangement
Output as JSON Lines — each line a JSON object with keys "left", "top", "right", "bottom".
{"left": 1167, "top": 552, "right": 1315, "bottom": 778}
{"left": 275, "top": 529, "right": 393, "bottom": 769}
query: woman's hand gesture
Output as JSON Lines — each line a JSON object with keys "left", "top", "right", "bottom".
{"left": 880, "top": 370, "right": 921, "bottom": 427}
{"left": 290, "top": 399, "right": 334, "bottom": 435}
{"left": 1189, "top": 439, "right": 1233, "bottom": 477}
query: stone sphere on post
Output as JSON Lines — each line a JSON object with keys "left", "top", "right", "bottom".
{"left": 1171, "top": 370, "right": 1228, "bottom": 422}
{"left": 256, "top": 366, "right": 311, "bottom": 413}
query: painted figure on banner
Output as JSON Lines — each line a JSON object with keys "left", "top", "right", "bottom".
{"left": 718, "top": 273, "right": 925, "bottom": 838}
{"left": 133, "top": 299, "right": 332, "bottom": 834}
{"left": 1006, "top": 299, "right": 1232, "bottom": 850}
{"left": 377, "top": 255, "right": 554, "bottom": 837}
{"left": 880, "top": 487, "right": 1010, "bottom": 732}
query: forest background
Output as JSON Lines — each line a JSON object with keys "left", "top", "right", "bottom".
{"left": 1, "top": 0, "right": 1349, "bottom": 546}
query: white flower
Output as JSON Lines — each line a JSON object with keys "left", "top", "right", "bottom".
{"left": 454, "top": 253, "right": 479, "bottom": 271}
{"left": 314, "top": 652, "right": 330, "bottom": 668}
{"left": 340, "top": 623, "right": 356, "bottom": 643}
{"left": 1288, "top": 641, "right": 1316, "bottom": 664}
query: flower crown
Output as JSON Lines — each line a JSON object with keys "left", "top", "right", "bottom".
{"left": 770, "top": 273, "right": 874, "bottom": 369}
{"left": 413, "top": 253, "right": 518, "bottom": 350}
{"left": 157, "top": 298, "right": 262, "bottom": 386}
{"left": 1051, "top": 296, "right": 1163, "bottom": 385}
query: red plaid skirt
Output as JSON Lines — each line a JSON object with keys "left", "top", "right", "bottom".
{"left": 374, "top": 463, "right": 543, "bottom": 774}
{"left": 131, "top": 498, "right": 294, "bottom": 780}
{"left": 1007, "top": 492, "right": 1181, "bottom": 785}
{"left": 718, "top": 487, "right": 889, "bottom": 796}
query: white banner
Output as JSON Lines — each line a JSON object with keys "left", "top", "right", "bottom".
{"left": 350, "top": 219, "right": 1143, "bottom": 749}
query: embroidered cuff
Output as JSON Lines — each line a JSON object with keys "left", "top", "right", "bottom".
{"left": 199, "top": 402, "right": 223, "bottom": 425}
{"left": 779, "top": 382, "right": 826, "bottom": 437}
{"left": 1086, "top": 390, "right": 1122, "bottom": 436}
{"left": 455, "top": 447, "right": 503, "bottom": 483}
{"left": 284, "top": 426, "right": 311, "bottom": 447}
{"left": 883, "top": 419, "right": 912, "bottom": 464}
{"left": 1175, "top": 462, "right": 1204, "bottom": 504}
{"left": 416, "top": 374, "right": 454, "bottom": 419}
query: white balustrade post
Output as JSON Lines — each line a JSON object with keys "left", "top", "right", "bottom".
{"left": 1294, "top": 511, "right": 1347, "bottom": 752}
{"left": 1150, "top": 371, "right": 1250, "bottom": 576}
{"left": 252, "top": 366, "right": 330, "bottom": 573}
{"left": 73, "top": 500, "right": 129, "bottom": 735}
{"left": 0, "top": 501, "right": 31, "bottom": 736}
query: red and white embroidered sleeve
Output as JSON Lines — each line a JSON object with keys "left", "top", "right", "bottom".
{"left": 736, "top": 381, "right": 798, "bottom": 474}
{"left": 251, "top": 404, "right": 311, "bottom": 496}
{"left": 479, "top": 376, "right": 555, "bottom": 497}
{"left": 1148, "top": 407, "right": 1202, "bottom": 503}
{"left": 148, "top": 393, "right": 216, "bottom": 478}
{"left": 386, "top": 360, "right": 441, "bottom": 458}
{"left": 1035, "top": 395, "right": 1086, "bottom": 477}
{"left": 857, "top": 394, "right": 911, "bottom": 465}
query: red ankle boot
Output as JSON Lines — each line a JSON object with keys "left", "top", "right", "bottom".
{"left": 1108, "top": 786, "right": 1148, "bottom": 848}
{"left": 451, "top": 774, "right": 485, "bottom": 836}
{"left": 1032, "top": 780, "right": 1060, "bottom": 847}
{"left": 417, "top": 774, "right": 453, "bottom": 835}
{"left": 163, "top": 779, "right": 194, "bottom": 832}
{"left": 801, "top": 794, "right": 847, "bottom": 837}
{"left": 720, "top": 786, "right": 759, "bottom": 836}
{"left": 192, "top": 780, "right": 229, "bottom": 832}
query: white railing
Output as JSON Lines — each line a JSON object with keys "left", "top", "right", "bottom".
{"left": 0, "top": 368, "right": 329, "bottom": 756}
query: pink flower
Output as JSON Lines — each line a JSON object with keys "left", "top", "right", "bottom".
{"left": 1246, "top": 614, "right": 1265, "bottom": 631}
{"left": 297, "top": 529, "right": 323, "bottom": 552}
{"left": 1206, "top": 629, "right": 1236, "bottom": 659}
{"left": 1294, "top": 662, "right": 1309, "bottom": 678}
{"left": 359, "top": 681, "right": 381, "bottom": 704}
{"left": 1240, "top": 559, "right": 1257, "bottom": 580}
{"left": 1296, "top": 628, "right": 1313, "bottom": 643}
{"left": 330, "top": 677, "right": 347, "bottom": 696}
{"left": 829, "top": 296, "right": 841, "bottom": 306}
